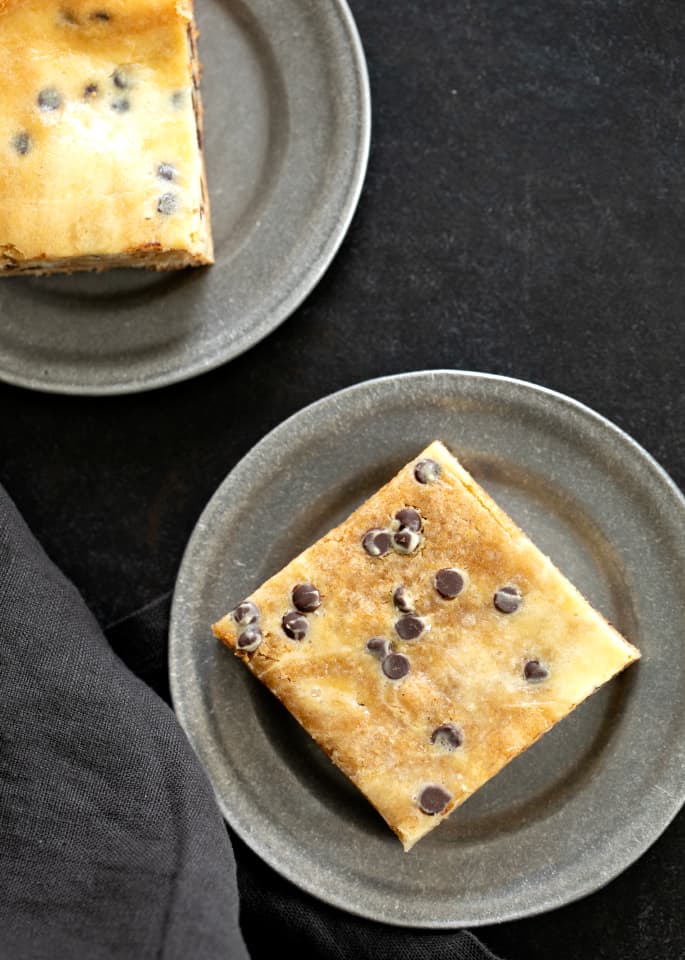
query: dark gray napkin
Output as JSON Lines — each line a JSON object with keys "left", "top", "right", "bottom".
{"left": 0, "top": 486, "right": 249, "bottom": 960}
{"left": 0, "top": 483, "right": 502, "bottom": 960}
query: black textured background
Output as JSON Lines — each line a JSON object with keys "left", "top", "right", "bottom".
{"left": 1, "top": 1, "right": 684, "bottom": 957}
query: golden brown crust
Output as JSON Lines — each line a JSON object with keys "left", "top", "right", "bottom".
{"left": 0, "top": 0, "right": 212, "bottom": 275}
{"left": 213, "top": 441, "right": 640, "bottom": 850}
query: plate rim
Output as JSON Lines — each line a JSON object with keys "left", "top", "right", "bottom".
{"left": 169, "top": 369, "right": 685, "bottom": 927}
{"left": 0, "top": 0, "right": 371, "bottom": 396}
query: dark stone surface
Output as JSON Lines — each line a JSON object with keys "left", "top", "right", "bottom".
{"left": 1, "top": 1, "right": 683, "bottom": 957}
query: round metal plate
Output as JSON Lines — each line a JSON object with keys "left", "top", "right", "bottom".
{"left": 0, "top": 0, "right": 370, "bottom": 394}
{"left": 169, "top": 370, "right": 685, "bottom": 927}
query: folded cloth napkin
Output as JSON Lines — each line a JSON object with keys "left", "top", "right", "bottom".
{"left": 0, "top": 484, "right": 502, "bottom": 960}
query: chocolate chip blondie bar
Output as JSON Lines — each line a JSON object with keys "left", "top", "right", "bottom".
{"left": 0, "top": 0, "right": 212, "bottom": 275}
{"left": 213, "top": 441, "right": 640, "bottom": 851}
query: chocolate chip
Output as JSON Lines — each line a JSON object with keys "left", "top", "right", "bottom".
{"left": 393, "top": 586, "right": 414, "bottom": 614}
{"left": 157, "top": 163, "right": 177, "bottom": 182}
{"left": 12, "top": 132, "right": 31, "bottom": 156}
{"left": 282, "top": 611, "right": 308, "bottom": 641}
{"left": 418, "top": 784, "right": 452, "bottom": 815}
{"left": 37, "top": 88, "right": 62, "bottom": 111}
{"left": 91, "top": 10, "right": 110, "bottom": 20}
{"left": 494, "top": 585, "right": 522, "bottom": 614}
{"left": 524, "top": 659, "right": 549, "bottom": 682}
{"left": 382, "top": 652, "right": 410, "bottom": 679}
{"left": 84, "top": 83, "right": 99, "bottom": 98}
{"left": 59, "top": 9, "right": 78, "bottom": 24}
{"left": 111, "top": 97, "right": 130, "bottom": 113}
{"left": 431, "top": 723, "right": 464, "bottom": 750}
{"left": 394, "top": 614, "right": 425, "bottom": 640}
{"left": 362, "top": 528, "right": 393, "bottom": 557}
{"left": 157, "top": 192, "right": 179, "bottom": 216}
{"left": 414, "top": 459, "right": 440, "bottom": 484}
{"left": 366, "top": 637, "right": 391, "bottom": 659}
{"left": 236, "top": 625, "right": 262, "bottom": 653}
{"left": 394, "top": 507, "right": 422, "bottom": 532}
{"left": 232, "top": 601, "right": 259, "bottom": 627}
{"left": 393, "top": 529, "right": 421, "bottom": 554}
{"left": 112, "top": 68, "right": 129, "bottom": 89}
{"left": 292, "top": 582, "right": 320, "bottom": 613}
{"left": 435, "top": 568, "right": 465, "bottom": 599}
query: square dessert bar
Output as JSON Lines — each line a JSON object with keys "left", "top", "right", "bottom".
{"left": 0, "top": 0, "right": 212, "bottom": 275}
{"left": 213, "top": 441, "right": 640, "bottom": 851}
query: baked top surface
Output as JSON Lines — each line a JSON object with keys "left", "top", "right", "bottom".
{"left": 213, "top": 440, "right": 640, "bottom": 850}
{"left": 0, "top": 0, "right": 210, "bottom": 263}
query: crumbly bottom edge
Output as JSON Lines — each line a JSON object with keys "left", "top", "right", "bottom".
{"left": 0, "top": 247, "right": 212, "bottom": 277}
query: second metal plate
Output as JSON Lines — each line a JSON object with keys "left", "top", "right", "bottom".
{"left": 169, "top": 370, "right": 685, "bottom": 927}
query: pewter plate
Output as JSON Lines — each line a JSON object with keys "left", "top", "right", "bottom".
{"left": 169, "top": 370, "right": 685, "bottom": 927}
{"left": 0, "top": 0, "right": 370, "bottom": 395}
